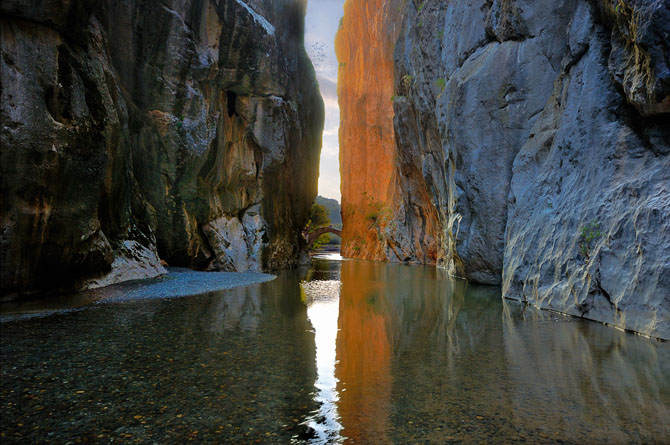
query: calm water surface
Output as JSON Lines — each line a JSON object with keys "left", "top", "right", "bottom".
{"left": 1, "top": 256, "right": 669, "bottom": 443}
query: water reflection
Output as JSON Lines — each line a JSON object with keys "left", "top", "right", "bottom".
{"left": 1, "top": 258, "right": 668, "bottom": 443}
{"left": 193, "top": 285, "right": 263, "bottom": 333}
{"left": 336, "top": 260, "right": 394, "bottom": 443}
{"left": 330, "top": 260, "right": 669, "bottom": 443}
{"left": 311, "top": 251, "right": 345, "bottom": 262}
{"left": 0, "top": 276, "right": 319, "bottom": 443}
{"left": 501, "top": 302, "right": 670, "bottom": 442}
{"left": 301, "top": 259, "right": 343, "bottom": 443}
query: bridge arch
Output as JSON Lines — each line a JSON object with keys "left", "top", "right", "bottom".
{"left": 304, "top": 226, "right": 342, "bottom": 246}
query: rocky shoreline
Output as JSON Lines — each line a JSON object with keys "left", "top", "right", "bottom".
{"left": 0, "top": 268, "right": 275, "bottom": 322}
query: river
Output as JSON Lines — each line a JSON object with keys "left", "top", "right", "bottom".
{"left": 1, "top": 254, "right": 668, "bottom": 443}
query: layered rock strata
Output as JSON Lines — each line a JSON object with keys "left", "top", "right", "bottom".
{"left": 338, "top": 0, "right": 669, "bottom": 339}
{"left": 0, "top": 0, "right": 323, "bottom": 298}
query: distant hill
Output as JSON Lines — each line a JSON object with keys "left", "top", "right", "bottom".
{"left": 315, "top": 195, "right": 342, "bottom": 228}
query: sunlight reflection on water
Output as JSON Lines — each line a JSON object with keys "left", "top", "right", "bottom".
{"left": 311, "top": 252, "right": 345, "bottom": 261}
{"left": 301, "top": 279, "right": 344, "bottom": 443}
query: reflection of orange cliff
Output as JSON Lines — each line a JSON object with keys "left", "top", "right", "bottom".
{"left": 335, "top": 261, "right": 392, "bottom": 443}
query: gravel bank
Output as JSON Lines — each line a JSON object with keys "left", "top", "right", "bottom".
{"left": 100, "top": 268, "right": 275, "bottom": 303}
{"left": 0, "top": 268, "right": 276, "bottom": 321}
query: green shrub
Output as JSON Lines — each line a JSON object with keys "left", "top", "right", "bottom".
{"left": 306, "top": 203, "right": 330, "bottom": 231}
{"left": 402, "top": 74, "right": 414, "bottom": 89}
{"left": 311, "top": 233, "right": 331, "bottom": 250}
{"left": 436, "top": 78, "right": 446, "bottom": 92}
{"left": 305, "top": 203, "right": 331, "bottom": 250}
{"left": 364, "top": 199, "right": 391, "bottom": 237}
{"left": 579, "top": 220, "right": 603, "bottom": 259}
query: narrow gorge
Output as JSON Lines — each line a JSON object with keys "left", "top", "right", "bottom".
{"left": 1, "top": 0, "right": 324, "bottom": 297}
{"left": 2, "top": 1, "right": 669, "bottom": 442}
{"left": 337, "top": 0, "right": 669, "bottom": 340}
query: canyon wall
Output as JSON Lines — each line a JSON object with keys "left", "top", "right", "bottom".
{"left": 336, "top": 0, "right": 440, "bottom": 263}
{"left": 338, "top": 0, "right": 669, "bottom": 339}
{"left": 0, "top": 0, "right": 323, "bottom": 298}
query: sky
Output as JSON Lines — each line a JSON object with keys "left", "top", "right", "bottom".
{"left": 304, "top": 0, "right": 345, "bottom": 202}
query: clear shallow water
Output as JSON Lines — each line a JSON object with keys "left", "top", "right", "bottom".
{"left": 1, "top": 257, "right": 669, "bottom": 443}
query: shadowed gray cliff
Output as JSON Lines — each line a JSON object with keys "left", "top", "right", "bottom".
{"left": 0, "top": 0, "right": 324, "bottom": 298}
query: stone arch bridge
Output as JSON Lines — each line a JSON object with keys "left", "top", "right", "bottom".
{"left": 304, "top": 226, "right": 342, "bottom": 246}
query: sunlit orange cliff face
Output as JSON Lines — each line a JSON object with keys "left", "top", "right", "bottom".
{"left": 335, "top": 0, "right": 440, "bottom": 263}
{"left": 335, "top": 0, "right": 399, "bottom": 260}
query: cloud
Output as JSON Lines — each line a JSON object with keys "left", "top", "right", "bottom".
{"left": 318, "top": 163, "right": 342, "bottom": 201}
{"left": 323, "top": 113, "right": 339, "bottom": 133}
{"left": 317, "top": 75, "right": 337, "bottom": 99}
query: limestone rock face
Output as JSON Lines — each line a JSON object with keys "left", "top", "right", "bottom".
{"left": 336, "top": 0, "right": 440, "bottom": 264}
{"left": 335, "top": 0, "right": 400, "bottom": 261}
{"left": 502, "top": 1, "right": 670, "bottom": 340}
{"left": 0, "top": 0, "right": 323, "bottom": 298}
{"left": 338, "top": 0, "right": 669, "bottom": 339}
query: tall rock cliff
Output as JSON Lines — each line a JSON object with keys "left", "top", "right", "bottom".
{"left": 0, "top": 0, "right": 324, "bottom": 298}
{"left": 336, "top": 0, "right": 441, "bottom": 263}
{"left": 338, "top": 0, "right": 669, "bottom": 339}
